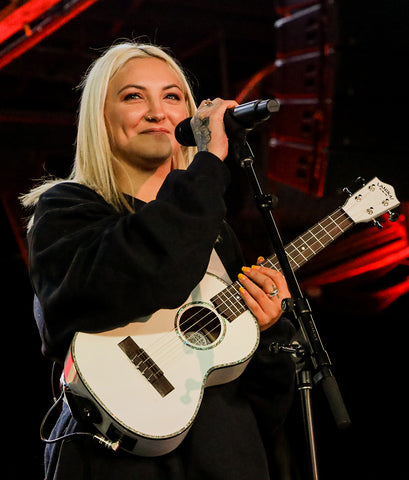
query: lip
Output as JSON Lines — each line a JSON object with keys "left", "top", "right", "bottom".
{"left": 140, "top": 128, "right": 171, "bottom": 134}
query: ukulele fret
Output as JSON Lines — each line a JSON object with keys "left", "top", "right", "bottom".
{"left": 211, "top": 209, "right": 355, "bottom": 323}
{"left": 262, "top": 208, "right": 354, "bottom": 273}
{"left": 211, "top": 282, "right": 246, "bottom": 322}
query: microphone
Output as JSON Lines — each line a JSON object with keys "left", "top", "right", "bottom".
{"left": 175, "top": 98, "right": 280, "bottom": 146}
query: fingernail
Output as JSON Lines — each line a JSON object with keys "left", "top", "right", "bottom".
{"left": 251, "top": 265, "right": 260, "bottom": 270}
{"left": 238, "top": 273, "right": 246, "bottom": 281}
{"left": 257, "top": 256, "right": 265, "bottom": 263}
{"left": 239, "top": 287, "right": 246, "bottom": 294}
{"left": 241, "top": 266, "right": 250, "bottom": 273}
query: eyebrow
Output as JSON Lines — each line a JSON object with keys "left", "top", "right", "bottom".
{"left": 117, "top": 84, "right": 183, "bottom": 95}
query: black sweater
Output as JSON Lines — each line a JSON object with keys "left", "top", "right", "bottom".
{"left": 28, "top": 152, "right": 295, "bottom": 480}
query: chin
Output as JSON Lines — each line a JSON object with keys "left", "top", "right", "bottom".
{"left": 136, "top": 136, "right": 173, "bottom": 163}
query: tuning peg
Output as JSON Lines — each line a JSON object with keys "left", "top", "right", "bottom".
{"left": 343, "top": 187, "right": 352, "bottom": 196}
{"left": 355, "top": 177, "right": 366, "bottom": 186}
{"left": 373, "top": 219, "right": 383, "bottom": 229}
{"left": 388, "top": 210, "right": 399, "bottom": 222}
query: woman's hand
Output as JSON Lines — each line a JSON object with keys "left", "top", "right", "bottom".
{"left": 190, "top": 98, "right": 238, "bottom": 161}
{"left": 238, "top": 258, "right": 291, "bottom": 331}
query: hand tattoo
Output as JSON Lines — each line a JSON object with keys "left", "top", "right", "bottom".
{"left": 192, "top": 117, "right": 211, "bottom": 152}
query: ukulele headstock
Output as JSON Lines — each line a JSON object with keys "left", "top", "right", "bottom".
{"left": 341, "top": 177, "right": 400, "bottom": 226}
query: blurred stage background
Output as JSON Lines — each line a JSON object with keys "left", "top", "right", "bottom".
{"left": 1, "top": 0, "right": 408, "bottom": 478}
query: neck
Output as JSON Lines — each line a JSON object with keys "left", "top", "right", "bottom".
{"left": 116, "top": 157, "right": 172, "bottom": 202}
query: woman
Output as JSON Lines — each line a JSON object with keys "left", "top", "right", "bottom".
{"left": 22, "top": 42, "right": 295, "bottom": 480}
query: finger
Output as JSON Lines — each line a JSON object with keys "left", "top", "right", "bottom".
{"left": 197, "top": 98, "right": 234, "bottom": 113}
{"left": 197, "top": 97, "right": 220, "bottom": 109}
{"left": 256, "top": 256, "right": 265, "bottom": 265}
{"left": 238, "top": 281, "right": 283, "bottom": 331}
{"left": 241, "top": 265, "right": 291, "bottom": 300}
{"left": 241, "top": 266, "right": 278, "bottom": 294}
{"left": 238, "top": 273, "right": 280, "bottom": 312}
{"left": 238, "top": 286, "right": 270, "bottom": 325}
{"left": 192, "top": 98, "right": 238, "bottom": 160}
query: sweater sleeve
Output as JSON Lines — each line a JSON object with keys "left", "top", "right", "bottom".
{"left": 28, "top": 152, "right": 230, "bottom": 362}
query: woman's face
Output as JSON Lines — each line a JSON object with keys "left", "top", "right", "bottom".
{"left": 104, "top": 57, "right": 189, "bottom": 171}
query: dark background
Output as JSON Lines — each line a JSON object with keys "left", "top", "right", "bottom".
{"left": 1, "top": 1, "right": 408, "bottom": 478}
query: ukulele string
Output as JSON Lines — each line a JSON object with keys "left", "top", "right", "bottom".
{"left": 143, "top": 303, "right": 225, "bottom": 367}
{"left": 139, "top": 280, "right": 246, "bottom": 369}
{"left": 137, "top": 210, "right": 352, "bottom": 371}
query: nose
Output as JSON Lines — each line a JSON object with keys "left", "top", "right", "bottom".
{"left": 144, "top": 99, "right": 166, "bottom": 122}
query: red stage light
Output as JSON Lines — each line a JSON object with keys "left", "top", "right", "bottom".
{"left": 0, "top": 0, "right": 100, "bottom": 70}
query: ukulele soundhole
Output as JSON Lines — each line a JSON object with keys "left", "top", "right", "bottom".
{"left": 176, "top": 303, "right": 225, "bottom": 349}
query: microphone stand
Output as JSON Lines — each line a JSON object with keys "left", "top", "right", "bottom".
{"left": 228, "top": 133, "right": 351, "bottom": 480}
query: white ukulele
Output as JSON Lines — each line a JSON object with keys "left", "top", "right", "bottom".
{"left": 63, "top": 177, "right": 399, "bottom": 456}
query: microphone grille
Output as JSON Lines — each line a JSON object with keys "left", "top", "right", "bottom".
{"left": 175, "top": 117, "right": 196, "bottom": 146}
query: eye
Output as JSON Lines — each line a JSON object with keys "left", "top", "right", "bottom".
{"left": 123, "top": 92, "right": 141, "bottom": 101}
{"left": 165, "top": 92, "right": 182, "bottom": 101}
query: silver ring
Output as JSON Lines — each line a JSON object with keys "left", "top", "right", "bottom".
{"left": 203, "top": 99, "right": 213, "bottom": 106}
{"left": 268, "top": 287, "right": 279, "bottom": 298}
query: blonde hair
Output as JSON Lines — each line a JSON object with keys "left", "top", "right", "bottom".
{"left": 21, "top": 41, "right": 197, "bottom": 212}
